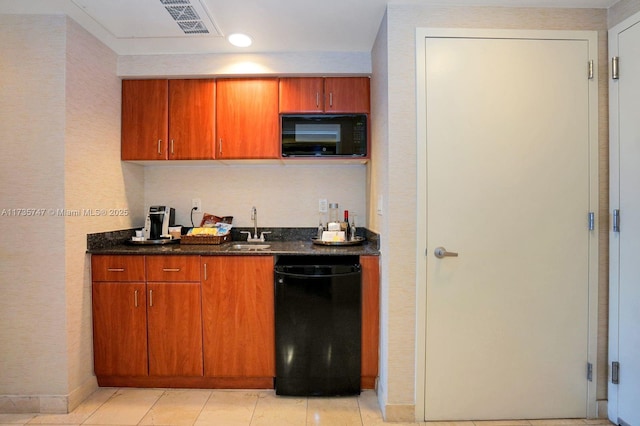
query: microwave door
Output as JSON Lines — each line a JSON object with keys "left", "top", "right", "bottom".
{"left": 281, "top": 115, "right": 367, "bottom": 157}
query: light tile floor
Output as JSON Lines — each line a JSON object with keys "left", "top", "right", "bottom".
{"left": 0, "top": 388, "right": 615, "bottom": 426}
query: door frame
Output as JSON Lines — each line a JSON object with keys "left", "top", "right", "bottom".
{"left": 414, "top": 28, "right": 600, "bottom": 421}
{"left": 608, "top": 10, "right": 640, "bottom": 424}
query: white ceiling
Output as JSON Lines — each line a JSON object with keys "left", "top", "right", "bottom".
{"left": 0, "top": 0, "right": 619, "bottom": 56}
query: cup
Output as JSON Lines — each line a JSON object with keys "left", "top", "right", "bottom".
{"left": 169, "top": 226, "right": 182, "bottom": 240}
{"left": 135, "top": 229, "right": 143, "bottom": 237}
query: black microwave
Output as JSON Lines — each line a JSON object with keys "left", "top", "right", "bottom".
{"left": 281, "top": 114, "right": 367, "bottom": 157}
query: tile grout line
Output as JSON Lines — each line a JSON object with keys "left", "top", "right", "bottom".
{"left": 356, "top": 394, "right": 364, "bottom": 426}
{"left": 247, "top": 391, "right": 261, "bottom": 426}
{"left": 190, "top": 389, "right": 214, "bottom": 426}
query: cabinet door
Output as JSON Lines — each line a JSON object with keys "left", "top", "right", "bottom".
{"left": 92, "top": 282, "right": 148, "bottom": 376}
{"left": 168, "top": 79, "right": 216, "bottom": 160}
{"left": 216, "top": 79, "right": 279, "bottom": 159}
{"left": 324, "top": 77, "right": 370, "bottom": 113}
{"left": 279, "top": 77, "right": 324, "bottom": 113}
{"left": 147, "top": 282, "right": 203, "bottom": 376}
{"left": 360, "top": 255, "right": 379, "bottom": 388}
{"left": 121, "top": 79, "right": 169, "bottom": 160}
{"left": 202, "top": 256, "right": 275, "bottom": 377}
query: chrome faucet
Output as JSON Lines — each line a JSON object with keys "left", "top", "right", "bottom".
{"left": 251, "top": 206, "right": 258, "bottom": 239}
{"left": 241, "top": 206, "right": 270, "bottom": 242}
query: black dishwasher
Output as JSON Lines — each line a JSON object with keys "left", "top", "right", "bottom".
{"left": 274, "top": 255, "right": 361, "bottom": 396}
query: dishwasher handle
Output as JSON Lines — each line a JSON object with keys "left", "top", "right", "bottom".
{"left": 275, "top": 270, "right": 361, "bottom": 280}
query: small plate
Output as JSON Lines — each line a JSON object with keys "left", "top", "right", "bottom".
{"left": 311, "top": 237, "right": 366, "bottom": 246}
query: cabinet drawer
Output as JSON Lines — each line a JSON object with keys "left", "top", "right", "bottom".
{"left": 92, "top": 255, "right": 145, "bottom": 282}
{"left": 146, "top": 255, "right": 200, "bottom": 282}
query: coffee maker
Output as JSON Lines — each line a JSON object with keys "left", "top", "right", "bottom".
{"left": 144, "top": 206, "right": 175, "bottom": 240}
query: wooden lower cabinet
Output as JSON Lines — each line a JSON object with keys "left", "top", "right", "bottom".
{"left": 92, "top": 281, "right": 148, "bottom": 377}
{"left": 361, "top": 255, "right": 380, "bottom": 389}
{"left": 92, "top": 253, "right": 379, "bottom": 390}
{"left": 201, "top": 256, "right": 275, "bottom": 388}
{"left": 147, "top": 282, "right": 203, "bottom": 376}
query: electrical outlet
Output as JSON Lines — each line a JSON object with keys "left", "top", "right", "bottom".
{"left": 319, "top": 198, "right": 328, "bottom": 213}
{"left": 192, "top": 198, "right": 202, "bottom": 211}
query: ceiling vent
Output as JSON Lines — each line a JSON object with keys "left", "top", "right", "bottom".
{"left": 160, "top": 0, "right": 209, "bottom": 34}
{"left": 70, "top": 0, "right": 222, "bottom": 39}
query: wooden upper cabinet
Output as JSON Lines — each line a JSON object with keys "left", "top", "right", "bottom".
{"left": 168, "top": 79, "right": 216, "bottom": 160}
{"left": 216, "top": 78, "right": 280, "bottom": 159}
{"left": 279, "top": 77, "right": 324, "bottom": 113}
{"left": 121, "top": 79, "right": 169, "bottom": 160}
{"left": 324, "top": 77, "right": 370, "bottom": 113}
{"left": 279, "top": 77, "right": 370, "bottom": 114}
{"left": 121, "top": 79, "right": 216, "bottom": 161}
{"left": 201, "top": 256, "right": 275, "bottom": 378}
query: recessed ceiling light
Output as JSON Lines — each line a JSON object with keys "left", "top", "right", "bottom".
{"left": 228, "top": 33, "right": 253, "bottom": 48}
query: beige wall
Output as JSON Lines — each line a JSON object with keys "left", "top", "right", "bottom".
{"left": 118, "top": 52, "right": 371, "bottom": 77}
{"left": 144, "top": 165, "right": 367, "bottom": 229}
{"left": 0, "top": 15, "right": 68, "bottom": 407}
{"left": 0, "top": 15, "right": 143, "bottom": 413}
{"left": 371, "top": 5, "right": 609, "bottom": 421}
{"left": 609, "top": 0, "right": 640, "bottom": 27}
{"left": 64, "top": 18, "right": 145, "bottom": 411}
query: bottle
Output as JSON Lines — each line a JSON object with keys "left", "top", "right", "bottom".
{"left": 317, "top": 214, "right": 324, "bottom": 239}
{"left": 329, "top": 203, "right": 339, "bottom": 224}
{"left": 350, "top": 218, "right": 357, "bottom": 241}
{"left": 343, "top": 210, "right": 350, "bottom": 240}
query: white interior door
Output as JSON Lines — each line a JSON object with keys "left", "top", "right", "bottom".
{"left": 609, "top": 14, "right": 640, "bottom": 426}
{"left": 422, "top": 34, "right": 597, "bottom": 421}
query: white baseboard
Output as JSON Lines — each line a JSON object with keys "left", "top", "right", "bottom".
{"left": 0, "top": 375, "right": 98, "bottom": 414}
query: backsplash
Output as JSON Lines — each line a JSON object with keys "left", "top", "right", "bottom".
{"left": 144, "top": 164, "right": 368, "bottom": 229}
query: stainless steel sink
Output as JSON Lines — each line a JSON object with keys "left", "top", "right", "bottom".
{"left": 228, "top": 244, "right": 271, "bottom": 251}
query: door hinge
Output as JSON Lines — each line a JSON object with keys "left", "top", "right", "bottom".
{"left": 613, "top": 209, "right": 620, "bottom": 233}
{"left": 612, "top": 361, "right": 620, "bottom": 384}
{"left": 612, "top": 56, "right": 620, "bottom": 80}
{"left": 587, "top": 362, "right": 593, "bottom": 381}
{"left": 588, "top": 60, "right": 594, "bottom": 79}
{"left": 588, "top": 212, "right": 595, "bottom": 231}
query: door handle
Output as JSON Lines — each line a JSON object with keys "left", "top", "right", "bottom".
{"left": 434, "top": 247, "right": 458, "bottom": 259}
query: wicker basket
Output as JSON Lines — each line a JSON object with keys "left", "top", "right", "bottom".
{"left": 179, "top": 233, "right": 232, "bottom": 245}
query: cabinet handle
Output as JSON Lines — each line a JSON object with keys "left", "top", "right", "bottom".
{"left": 203, "top": 263, "right": 208, "bottom": 281}
{"left": 162, "top": 268, "right": 180, "bottom": 272}
{"left": 329, "top": 92, "right": 333, "bottom": 108}
{"left": 107, "top": 268, "right": 125, "bottom": 272}
{"left": 149, "top": 289, "right": 153, "bottom": 307}
{"left": 134, "top": 289, "right": 138, "bottom": 307}
{"left": 170, "top": 139, "right": 174, "bottom": 155}
{"left": 157, "top": 139, "right": 162, "bottom": 155}
{"left": 316, "top": 92, "right": 320, "bottom": 108}
{"left": 219, "top": 138, "right": 223, "bottom": 155}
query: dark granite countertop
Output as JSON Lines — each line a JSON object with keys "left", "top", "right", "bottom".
{"left": 87, "top": 227, "right": 380, "bottom": 257}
